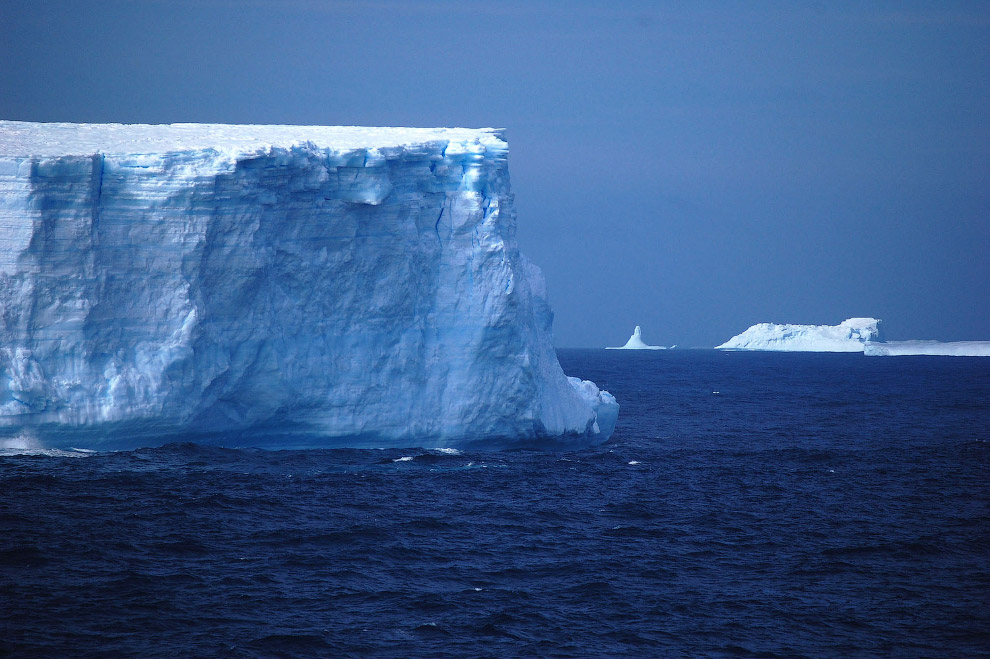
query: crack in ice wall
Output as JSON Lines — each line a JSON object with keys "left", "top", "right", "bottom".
{"left": 0, "top": 121, "right": 617, "bottom": 449}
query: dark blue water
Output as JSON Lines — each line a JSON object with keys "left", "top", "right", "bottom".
{"left": 2, "top": 350, "right": 988, "bottom": 657}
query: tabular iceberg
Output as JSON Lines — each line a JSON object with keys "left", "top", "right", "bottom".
{"left": 864, "top": 341, "right": 990, "bottom": 357}
{"left": 0, "top": 121, "right": 617, "bottom": 450}
{"left": 716, "top": 318, "right": 881, "bottom": 352}
{"left": 606, "top": 326, "right": 666, "bottom": 350}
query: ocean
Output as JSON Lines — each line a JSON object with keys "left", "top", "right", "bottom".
{"left": 2, "top": 350, "right": 988, "bottom": 657}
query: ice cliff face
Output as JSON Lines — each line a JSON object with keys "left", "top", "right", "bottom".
{"left": 716, "top": 318, "right": 881, "bottom": 352}
{"left": 0, "top": 121, "right": 617, "bottom": 449}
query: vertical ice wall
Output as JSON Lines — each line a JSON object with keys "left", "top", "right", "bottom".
{"left": 0, "top": 122, "right": 616, "bottom": 449}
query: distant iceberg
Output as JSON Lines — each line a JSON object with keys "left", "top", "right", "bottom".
{"left": 716, "top": 318, "right": 881, "bottom": 352}
{"left": 607, "top": 326, "right": 666, "bottom": 350}
{"left": 717, "top": 318, "right": 989, "bottom": 356}
{"left": 864, "top": 341, "right": 990, "bottom": 357}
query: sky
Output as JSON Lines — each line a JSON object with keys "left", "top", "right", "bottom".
{"left": 1, "top": 0, "right": 987, "bottom": 347}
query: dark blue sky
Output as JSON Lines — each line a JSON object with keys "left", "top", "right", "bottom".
{"left": 2, "top": 0, "right": 987, "bottom": 347}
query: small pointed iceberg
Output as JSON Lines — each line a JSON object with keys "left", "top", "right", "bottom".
{"left": 607, "top": 326, "right": 666, "bottom": 350}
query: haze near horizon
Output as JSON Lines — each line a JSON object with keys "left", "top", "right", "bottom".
{"left": 1, "top": 0, "right": 986, "bottom": 347}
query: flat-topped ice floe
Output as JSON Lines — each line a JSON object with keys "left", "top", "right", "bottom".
{"left": 864, "top": 341, "right": 990, "bottom": 357}
{"left": 607, "top": 326, "right": 666, "bottom": 350}
{"left": 0, "top": 120, "right": 617, "bottom": 450}
{"left": 716, "top": 318, "right": 881, "bottom": 352}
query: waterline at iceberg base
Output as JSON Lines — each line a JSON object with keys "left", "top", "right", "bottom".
{"left": 0, "top": 121, "right": 617, "bottom": 450}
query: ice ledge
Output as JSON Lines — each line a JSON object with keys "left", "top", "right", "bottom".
{"left": 0, "top": 120, "right": 507, "bottom": 158}
{"left": 567, "top": 377, "right": 619, "bottom": 439}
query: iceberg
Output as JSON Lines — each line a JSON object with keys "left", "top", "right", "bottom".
{"left": 606, "top": 326, "right": 666, "bottom": 350}
{"left": 0, "top": 120, "right": 617, "bottom": 450}
{"left": 716, "top": 318, "right": 881, "bottom": 352}
{"left": 716, "top": 317, "right": 988, "bottom": 357}
{"left": 864, "top": 341, "right": 990, "bottom": 357}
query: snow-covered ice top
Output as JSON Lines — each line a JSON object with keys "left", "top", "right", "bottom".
{"left": 716, "top": 318, "right": 881, "bottom": 352}
{"left": 607, "top": 326, "right": 666, "bottom": 350}
{"left": 0, "top": 120, "right": 507, "bottom": 158}
{"left": 0, "top": 120, "right": 616, "bottom": 450}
